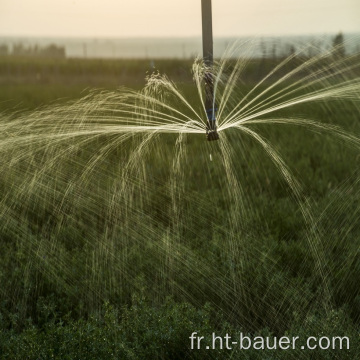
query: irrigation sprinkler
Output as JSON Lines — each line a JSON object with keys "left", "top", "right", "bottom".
{"left": 202, "top": 0, "right": 219, "bottom": 141}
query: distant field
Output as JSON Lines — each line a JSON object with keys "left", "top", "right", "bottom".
{"left": 0, "top": 55, "right": 317, "bottom": 111}
{"left": 0, "top": 57, "right": 196, "bottom": 111}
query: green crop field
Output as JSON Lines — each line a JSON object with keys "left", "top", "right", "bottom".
{"left": 0, "top": 54, "right": 359, "bottom": 359}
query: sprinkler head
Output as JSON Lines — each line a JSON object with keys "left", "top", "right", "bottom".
{"left": 206, "top": 128, "right": 219, "bottom": 141}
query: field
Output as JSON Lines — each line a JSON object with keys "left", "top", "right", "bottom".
{"left": 0, "top": 54, "right": 359, "bottom": 359}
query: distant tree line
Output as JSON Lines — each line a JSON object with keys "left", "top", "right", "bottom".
{"left": 259, "top": 32, "right": 353, "bottom": 60}
{"left": 0, "top": 43, "right": 65, "bottom": 58}
{"left": 0, "top": 32, "right": 356, "bottom": 60}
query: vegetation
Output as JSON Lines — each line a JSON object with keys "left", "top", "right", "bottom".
{"left": 0, "top": 54, "right": 359, "bottom": 359}
{"left": 333, "top": 32, "right": 346, "bottom": 58}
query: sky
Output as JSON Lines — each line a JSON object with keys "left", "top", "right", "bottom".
{"left": 0, "top": 0, "right": 359, "bottom": 38}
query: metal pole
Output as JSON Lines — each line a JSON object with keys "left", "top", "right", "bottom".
{"left": 202, "top": 0, "right": 219, "bottom": 141}
{"left": 202, "top": 0, "right": 213, "bottom": 67}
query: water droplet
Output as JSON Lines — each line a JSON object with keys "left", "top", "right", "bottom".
{"left": 210, "top": 154, "right": 212, "bottom": 161}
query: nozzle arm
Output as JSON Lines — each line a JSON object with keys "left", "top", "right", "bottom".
{"left": 204, "top": 72, "right": 219, "bottom": 141}
{"left": 202, "top": 0, "right": 219, "bottom": 141}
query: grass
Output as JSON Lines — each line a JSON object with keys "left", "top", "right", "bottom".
{"left": 0, "top": 54, "right": 359, "bottom": 359}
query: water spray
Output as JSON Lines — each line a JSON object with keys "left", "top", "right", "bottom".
{"left": 202, "top": 0, "right": 219, "bottom": 141}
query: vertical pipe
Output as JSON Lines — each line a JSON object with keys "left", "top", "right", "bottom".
{"left": 202, "top": 0, "right": 219, "bottom": 141}
{"left": 202, "top": 0, "right": 214, "bottom": 67}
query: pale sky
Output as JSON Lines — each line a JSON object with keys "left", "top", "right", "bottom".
{"left": 0, "top": 0, "right": 359, "bottom": 38}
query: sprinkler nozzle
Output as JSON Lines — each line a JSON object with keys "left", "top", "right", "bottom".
{"left": 206, "top": 107, "right": 219, "bottom": 141}
{"left": 207, "top": 129, "right": 219, "bottom": 141}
